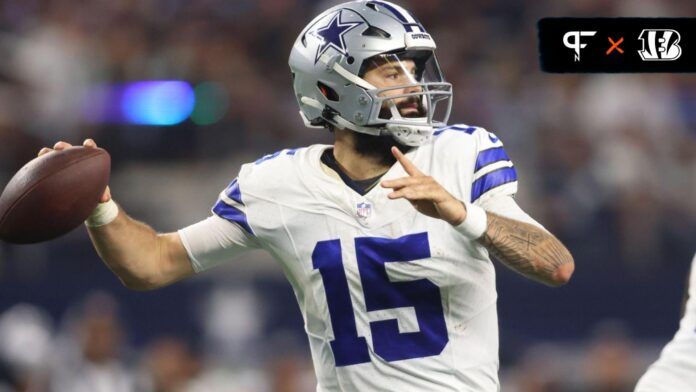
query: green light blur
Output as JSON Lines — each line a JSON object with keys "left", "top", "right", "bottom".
{"left": 191, "top": 82, "right": 229, "bottom": 125}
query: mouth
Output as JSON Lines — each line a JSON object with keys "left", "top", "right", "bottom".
{"left": 399, "top": 102, "right": 423, "bottom": 118}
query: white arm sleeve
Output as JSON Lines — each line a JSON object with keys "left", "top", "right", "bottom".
{"left": 478, "top": 195, "right": 548, "bottom": 232}
{"left": 177, "top": 215, "right": 260, "bottom": 273}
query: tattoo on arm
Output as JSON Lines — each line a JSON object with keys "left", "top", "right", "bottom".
{"left": 478, "top": 212, "right": 574, "bottom": 286}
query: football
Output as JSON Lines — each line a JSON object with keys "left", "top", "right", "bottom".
{"left": 0, "top": 146, "right": 110, "bottom": 244}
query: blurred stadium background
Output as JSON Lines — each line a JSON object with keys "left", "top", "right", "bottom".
{"left": 0, "top": 0, "right": 694, "bottom": 390}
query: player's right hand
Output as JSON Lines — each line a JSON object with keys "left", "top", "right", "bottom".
{"left": 381, "top": 146, "right": 467, "bottom": 226}
{"left": 38, "top": 139, "right": 112, "bottom": 203}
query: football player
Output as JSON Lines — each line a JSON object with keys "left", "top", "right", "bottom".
{"left": 40, "top": 1, "right": 574, "bottom": 390}
{"left": 635, "top": 253, "right": 696, "bottom": 391}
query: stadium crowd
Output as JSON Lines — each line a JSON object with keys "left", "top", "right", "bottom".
{"left": 0, "top": 0, "right": 694, "bottom": 390}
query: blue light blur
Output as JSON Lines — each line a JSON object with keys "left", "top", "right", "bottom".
{"left": 121, "top": 81, "right": 195, "bottom": 126}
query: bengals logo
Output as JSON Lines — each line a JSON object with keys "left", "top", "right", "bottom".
{"left": 638, "top": 29, "right": 682, "bottom": 61}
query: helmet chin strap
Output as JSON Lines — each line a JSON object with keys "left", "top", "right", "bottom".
{"left": 302, "top": 95, "right": 432, "bottom": 145}
{"left": 385, "top": 123, "right": 433, "bottom": 146}
{"left": 300, "top": 95, "right": 382, "bottom": 137}
{"left": 385, "top": 100, "right": 433, "bottom": 146}
{"left": 331, "top": 98, "right": 434, "bottom": 145}
{"left": 333, "top": 115, "right": 382, "bottom": 137}
{"left": 342, "top": 117, "right": 432, "bottom": 146}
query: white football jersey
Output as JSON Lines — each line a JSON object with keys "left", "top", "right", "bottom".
{"left": 635, "top": 253, "right": 696, "bottom": 392}
{"left": 180, "top": 124, "right": 523, "bottom": 392}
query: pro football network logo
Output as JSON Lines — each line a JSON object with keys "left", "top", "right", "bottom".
{"left": 638, "top": 29, "right": 682, "bottom": 61}
{"left": 563, "top": 31, "right": 597, "bottom": 61}
{"left": 356, "top": 202, "right": 372, "bottom": 220}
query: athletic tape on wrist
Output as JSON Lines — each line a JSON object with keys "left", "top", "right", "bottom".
{"left": 454, "top": 202, "right": 488, "bottom": 239}
{"left": 85, "top": 199, "right": 119, "bottom": 227}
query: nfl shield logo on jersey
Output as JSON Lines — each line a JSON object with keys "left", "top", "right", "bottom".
{"left": 356, "top": 202, "right": 372, "bottom": 220}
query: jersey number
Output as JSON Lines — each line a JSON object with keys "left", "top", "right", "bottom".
{"left": 312, "top": 232, "right": 448, "bottom": 366}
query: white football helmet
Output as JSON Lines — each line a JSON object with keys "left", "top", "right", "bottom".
{"left": 289, "top": 1, "right": 452, "bottom": 146}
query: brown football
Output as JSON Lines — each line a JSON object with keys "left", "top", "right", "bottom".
{"left": 0, "top": 146, "right": 110, "bottom": 244}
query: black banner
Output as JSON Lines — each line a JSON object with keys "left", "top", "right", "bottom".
{"left": 538, "top": 18, "right": 696, "bottom": 73}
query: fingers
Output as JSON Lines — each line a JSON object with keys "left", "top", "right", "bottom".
{"left": 382, "top": 175, "right": 441, "bottom": 201}
{"left": 387, "top": 183, "right": 440, "bottom": 201}
{"left": 100, "top": 186, "right": 112, "bottom": 203}
{"left": 39, "top": 139, "right": 98, "bottom": 157}
{"left": 391, "top": 146, "right": 423, "bottom": 177}
{"left": 381, "top": 175, "right": 439, "bottom": 192}
{"left": 53, "top": 139, "right": 98, "bottom": 150}
{"left": 37, "top": 141, "right": 71, "bottom": 157}
{"left": 53, "top": 141, "right": 73, "bottom": 150}
{"left": 381, "top": 176, "right": 423, "bottom": 189}
{"left": 83, "top": 138, "right": 97, "bottom": 148}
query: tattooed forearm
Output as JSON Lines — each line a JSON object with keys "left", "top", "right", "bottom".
{"left": 479, "top": 212, "right": 574, "bottom": 286}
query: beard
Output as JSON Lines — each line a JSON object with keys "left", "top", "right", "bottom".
{"left": 350, "top": 99, "right": 426, "bottom": 166}
{"left": 351, "top": 131, "right": 412, "bottom": 167}
{"left": 332, "top": 98, "right": 424, "bottom": 166}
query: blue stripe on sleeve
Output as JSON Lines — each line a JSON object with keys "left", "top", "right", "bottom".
{"left": 475, "top": 147, "right": 511, "bottom": 171}
{"left": 255, "top": 151, "right": 282, "bottom": 165}
{"left": 433, "top": 125, "right": 477, "bottom": 136}
{"left": 471, "top": 167, "right": 517, "bottom": 202}
{"left": 212, "top": 201, "right": 254, "bottom": 235}
{"left": 224, "top": 178, "right": 244, "bottom": 205}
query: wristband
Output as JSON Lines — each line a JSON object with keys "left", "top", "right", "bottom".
{"left": 454, "top": 202, "right": 488, "bottom": 239}
{"left": 85, "top": 199, "right": 119, "bottom": 227}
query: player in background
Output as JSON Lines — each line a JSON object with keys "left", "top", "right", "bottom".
{"left": 39, "top": 1, "right": 574, "bottom": 391}
{"left": 635, "top": 253, "right": 696, "bottom": 391}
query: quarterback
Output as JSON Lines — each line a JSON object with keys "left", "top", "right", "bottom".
{"left": 40, "top": 1, "right": 574, "bottom": 391}
{"left": 635, "top": 253, "right": 696, "bottom": 391}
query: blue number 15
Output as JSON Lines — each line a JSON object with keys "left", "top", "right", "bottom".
{"left": 312, "top": 232, "right": 449, "bottom": 367}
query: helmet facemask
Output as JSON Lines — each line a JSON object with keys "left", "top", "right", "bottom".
{"left": 357, "top": 50, "right": 452, "bottom": 146}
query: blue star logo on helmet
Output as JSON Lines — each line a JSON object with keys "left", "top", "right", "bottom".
{"left": 311, "top": 10, "right": 363, "bottom": 64}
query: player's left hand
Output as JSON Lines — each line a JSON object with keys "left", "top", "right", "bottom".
{"left": 381, "top": 147, "right": 467, "bottom": 226}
